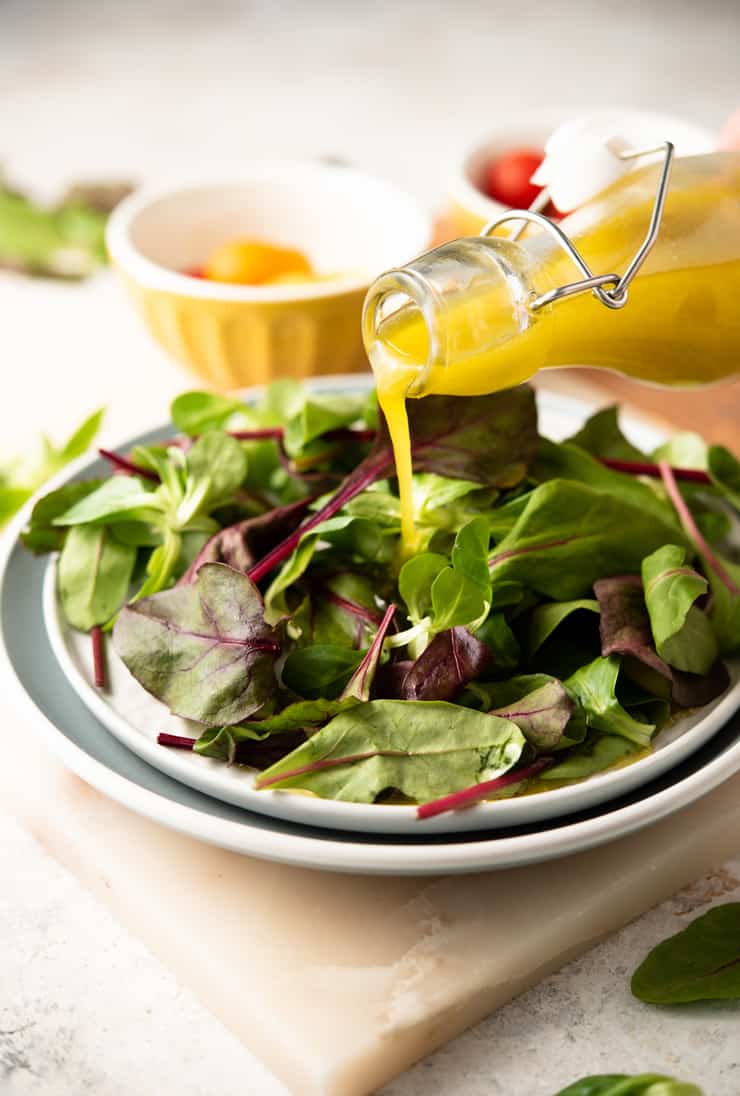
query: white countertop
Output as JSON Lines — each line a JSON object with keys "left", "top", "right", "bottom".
{"left": 2, "top": 1, "right": 740, "bottom": 1093}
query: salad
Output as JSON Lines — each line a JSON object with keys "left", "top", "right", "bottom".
{"left": 23, "top": 382, "right": 740, "bottom": 819}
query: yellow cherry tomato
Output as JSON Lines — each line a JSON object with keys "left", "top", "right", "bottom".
{"left": 203, "top": 238, "right": 313, "bottom": 285}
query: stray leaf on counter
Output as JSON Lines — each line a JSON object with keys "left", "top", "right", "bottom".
{"left": 113, "top": 562, "right": 280, "bottom": 725}
{"left": 552, "top": 1075, "right": 702, "bottom": 1096}
{"left": 631, "top": 902, "right": 740, "bottom": 1004}
{"left": 255, "top": 699, "right": 524, "bottom": 804}
{"left": 0, "top": 178, "right": 130, "bottom": 279}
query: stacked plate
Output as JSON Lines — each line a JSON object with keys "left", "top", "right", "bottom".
{"left": 2, "top": 383, "right": 739, "bottom": 875}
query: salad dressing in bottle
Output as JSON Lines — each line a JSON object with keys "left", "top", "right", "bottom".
{"left": 362, "top": 151, "right": 740, "bottom": 553}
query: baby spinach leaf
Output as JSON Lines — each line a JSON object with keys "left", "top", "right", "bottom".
{"left": 22, "top": 480, "right": 103, "bottom": 553}
{"left": 307, "top": 573, "right": 382, "bottom": 650}
{"left": 552, "top": 1074, "right": 702, "bottom": 1096}
{"left": 565, "top": 405, "right": 646, "bottom": 462}
{"left": 281, "top": 645, "right": 365, "bottom": 700}
{"left": 283, "top": 392, "right": 368, "bottom": 455}
{"left": 523, "top": 598, "right": 600, "bottom": 658}
{"left": 631, "top": 903, "right": 740, "bottom": 1004}
{"left": 255, "top": 700, "right": 525, "bottom": 804}
{"left": 473, "top": 613, "right": 520, "bottom": 670}
{"left": 400, "top": 627, "right": 490, "bottom": 702}
{"left": 707, "top": 444, "right": 740, "bottom": 510}
{"left": 540, "top": 735, "right": 636, "bottom": 782}
{"left": 642, "top": 545, "right": 717, "bottom": 675}
{"left": 489, "top": 480, "right": 686, "bottom": 600}
{"left": 170, "top": 391, "right": 247, "bottom": 435}
{"left": 565, "top": 656, "right": 655, "bottom": 748}
{"left": 54, "top": 475, "right": 161, "bottom": 526}
{"left": 113, "top": 562, "right": 280, "bottom": 725}
{"left": 58, "top": 524, "right": 136, "bottom": 631}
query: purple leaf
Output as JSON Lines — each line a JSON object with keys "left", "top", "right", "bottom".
{"left": 400, "top": 627, "right": 490, "bottom": 702}
{"left": 340, "top": 603, "right": 397, "bottom": 701}
{"left": 181, "top": 496, "right": 315, "bottom": 583}
{"left": 113, "top": 562, "right": 280, "bottom": 725}
{"left": 594, "top": 574, "right": 729, "bottom": 708}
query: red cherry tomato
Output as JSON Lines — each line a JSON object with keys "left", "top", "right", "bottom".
{"left": 183, "top": 266, "right": 205, "bottom": 279}
{"left": 484, "top": 148, "right": 545, "bottom": 209}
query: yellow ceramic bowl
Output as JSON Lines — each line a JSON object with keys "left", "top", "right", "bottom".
{"left": 106, "top": 162, "right": 431, "bottom": 390}
{"left": 445, "top": 110, "right": 716, "bottom": 239}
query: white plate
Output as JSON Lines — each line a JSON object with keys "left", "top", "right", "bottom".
{"left": 41, "top": 380, "right": 740, "bottom": 835}
{"left": 2, "top": 441, "right": 740, "bottom": 874}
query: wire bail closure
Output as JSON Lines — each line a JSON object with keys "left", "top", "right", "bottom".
{"left": 480, "top": 140, "right": 675, "bottom": 313}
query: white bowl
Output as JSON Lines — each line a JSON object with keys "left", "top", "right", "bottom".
{"left": 447, "top": 109, "right": 717, "bottom": 235}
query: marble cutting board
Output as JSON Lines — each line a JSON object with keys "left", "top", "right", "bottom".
{"left": 3, "top": 711, "right": 740, "bottom": 1096}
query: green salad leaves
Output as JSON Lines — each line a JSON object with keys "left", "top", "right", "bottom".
{"left": 25, "top": 384, "right": 739, "bottom": 817}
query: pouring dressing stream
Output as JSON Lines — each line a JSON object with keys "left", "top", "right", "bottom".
{"left": 362, "top": 151, "right": 740, "bottom": 553}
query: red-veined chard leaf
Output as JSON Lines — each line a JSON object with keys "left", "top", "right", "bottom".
{"left": 113, "top": 562, "right": 280, "bottom": 725}
{"left": 489, "top": 678, "right": 574, "bottom": 751}
{"left": 594, "top": 574, "right": 729, "bottom": 708}
{"left": 340, "top": 604, "right": 396, "bottom": 701}
{"left": 631, "top": 902, "right": 740, "bottom": 1004}
{"left": 489, "top": 479, "right": 687, "bottom": 601}
{"left": 255, "top": 699, "right": 525, "bottom": 804}
{"left": 399, "top": 627, "right": 490, "bottom": 702}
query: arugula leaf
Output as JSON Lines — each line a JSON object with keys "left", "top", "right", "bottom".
{"left": 400, "top": 628, "right": 490, "bottom": 701}
{"left": 113, "top": 562, "right": 280, "bottom": 725}
{"left": 489, "top": 480, "right": 688, "bottom": 600}
{"left": 541, "top": 735, "right": 637, "bottom": 781}
{"left": 552, "top": 1075, "right": 702, "bottom": 1096}
{"left": 255, "top": 700, "right": 525, "bottom": 804}
{"left": 58, "top": 524, "right": 136, "bottom": 631}
{"left": 281, "top": 645, "right": 365, "bottom": 699}
{"left": 642, "top": 545, "right": 717, "bottom": 674}
{"left": 523, "top": 598, "right": 600, "bottom": 658}
{"left": 565, "top": 405, "right": 647, "bottom": 462}
{"left": 565, "top": 656, "right": 655, "bottom": 748}
{"left": 632, "top": 903, "right": 740, "bottom": 1004}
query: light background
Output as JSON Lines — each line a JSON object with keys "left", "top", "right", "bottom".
{"left": 1, "top": 2, "right": 740, "bottom": 1094}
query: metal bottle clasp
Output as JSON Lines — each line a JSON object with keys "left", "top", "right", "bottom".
{"left": 480, "top": 140, "right": 675, "bottom": 313}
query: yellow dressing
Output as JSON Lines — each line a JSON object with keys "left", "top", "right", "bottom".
{"left": 366, "top": 153, "right": 740, "bottom": 552}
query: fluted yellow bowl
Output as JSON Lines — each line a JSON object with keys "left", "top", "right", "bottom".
{"left": 106, "top": 162, "right": 431, "bottom": 390}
